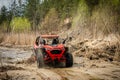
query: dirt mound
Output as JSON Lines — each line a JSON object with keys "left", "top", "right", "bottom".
{"left": 68, "top": 39, "right": 120, "bottom": 62}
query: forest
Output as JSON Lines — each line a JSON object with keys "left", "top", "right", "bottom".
{"left": 0, "top": 0, "right": 120, "bottom": 45}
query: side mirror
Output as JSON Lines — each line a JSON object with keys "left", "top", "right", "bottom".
{"left": 35, "top": 36, "right": 40, "bottom": 45}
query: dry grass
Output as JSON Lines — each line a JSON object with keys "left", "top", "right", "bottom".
{"left": 0, "top": 32, "right": 40, "bottom": 46}
{"left": 0, "top": 33, "right": 5, "bottom": 43}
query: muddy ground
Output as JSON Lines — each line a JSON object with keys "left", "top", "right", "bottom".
{"left": 0, "top": 47, "right": 120, "bottom": 80}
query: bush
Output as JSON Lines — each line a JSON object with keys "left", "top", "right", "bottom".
{"left": 10, "top": 17, "right": 30, "bottom": 33}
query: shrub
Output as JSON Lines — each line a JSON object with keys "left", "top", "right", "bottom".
{"left": 10, "top": 17, "right": 30, "bottom": 33}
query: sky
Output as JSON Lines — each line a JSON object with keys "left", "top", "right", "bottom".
{"left": 0, "top": 0, "right": 12, "bottom": 9}
{"left": 0, "top": 0, "right": 26, "bottom": 9}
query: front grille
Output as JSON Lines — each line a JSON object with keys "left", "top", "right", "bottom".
{"left": 50, "top": 50, "right": 62, "bottom": 54}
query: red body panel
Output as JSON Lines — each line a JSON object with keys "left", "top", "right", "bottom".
{"left": 43, "top": 44, "right": 65, "bottom": 61}
{"left": 34, "top": 44, "right": 66, "bottom": 63}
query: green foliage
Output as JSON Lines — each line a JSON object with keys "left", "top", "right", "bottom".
{"left": 39, "top": 0, "right": 80, "bottom": 19}
{"left": 10, "top": 17, "right": 30, "bottom": 32}
{"left": 111, "top": 0, "right": 120, "bottom": 6}
{"left": 25, "top": 0, "right": 40, "bottom": 30}
{"left": 0, "top": 6, "right": 7, "bottom": 24}
{"left": 0, "top": 0, "right": 120, "bottom": 36}
{"left": 85, "top": 0, "right": 100, "bottom": 12}
{"left": 0, "top": 6, "right": 12, "bottom": 32}
{"left": 72, "top": 0, "right": 89, "bottom": 28}
{"left": 78, "top": 0, "right": 89, "bottom": 16}
{"left": 72, "top": 0, "right": 120, "bottom": 38}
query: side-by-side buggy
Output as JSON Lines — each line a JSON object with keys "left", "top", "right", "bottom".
{"left": 33, "top": 35, "right": 73, "bottom": 68}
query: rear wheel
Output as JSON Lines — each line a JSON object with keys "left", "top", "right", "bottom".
{"left": 36, "top": 49, "right": 44, "bottom": 68}
{"left": 65, "top": 53, "right": 73, "bottom": 67}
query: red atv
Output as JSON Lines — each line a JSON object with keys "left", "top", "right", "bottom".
{"left": 33, "top": 35, "right": 73, "bottom": 68}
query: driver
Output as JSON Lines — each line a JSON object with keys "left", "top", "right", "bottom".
{"left": 52, "top": 38, "right": 59, "bottom": 45}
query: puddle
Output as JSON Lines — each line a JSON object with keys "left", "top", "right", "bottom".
{"left": 0, "top": 47, "right": 32, "bottom": 63}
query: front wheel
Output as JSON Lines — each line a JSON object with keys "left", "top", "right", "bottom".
{"left": 65, "top": 53, "right": 73, "bottom": 67}
{"left": 36, "top": 49, "right": 44, "bottom": 68}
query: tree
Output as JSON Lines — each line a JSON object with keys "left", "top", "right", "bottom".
{"left": 10, "top": 0, "right": 18, "bottom": 17}
{"left": 40, "top": 8, "right": 60, "bottom": 32}
{"left": 25, "top": 0, "right": 40, "bottom": 31}
{"left": 0, "top": 6, "right": 9, "bottom": 32}
{"left": 0, "top": 6, "right": 7, "bottom": 24}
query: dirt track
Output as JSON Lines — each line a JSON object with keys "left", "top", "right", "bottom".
{"left": 0, "top": 47, "right": 120, "bottom": 80}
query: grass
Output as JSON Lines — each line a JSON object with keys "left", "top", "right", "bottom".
{"left": 0, "top": 32, "right": 39, "bottom": 46}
